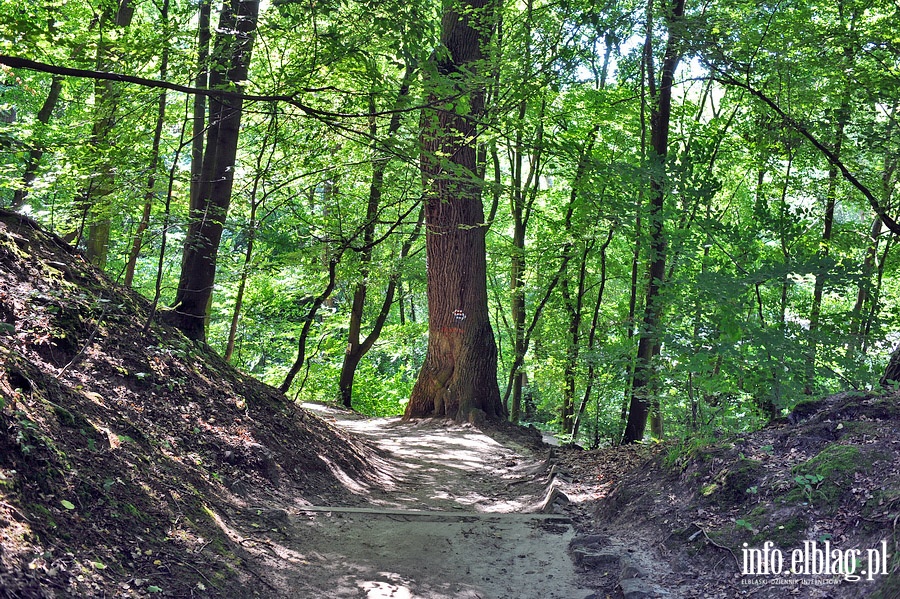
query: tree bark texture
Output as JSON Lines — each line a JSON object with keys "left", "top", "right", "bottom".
{"left": 622, "top": 0, "right": 686, "bottom": 444}
{"left": 405, "top": 0, "right": 503, "bottom": 422}
{"left": 170, "top": 0, "right": 259, "bottom": 342}
{"left": 124, "top": 0, "right": 170, "bottom": 288}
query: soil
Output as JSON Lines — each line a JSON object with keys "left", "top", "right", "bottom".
{"left": 1, "top": 208, "right": 898, "bottom": 599}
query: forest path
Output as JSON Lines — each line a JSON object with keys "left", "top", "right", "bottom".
{"left": 230, "top": 404, "right": 596, "bottom": 598}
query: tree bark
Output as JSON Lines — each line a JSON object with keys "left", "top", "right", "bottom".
{"left": 405, "top": 0, "right": 503, "bottom": 422}
{"left": 279, "top": 254, "right": 341, "bottom": 394}
{"left": 11, "top": 76, "right": 62, "bottom": 209}
{"left": 571, "top": 228, "right": 614, "bottom": 442}
{"left": 169, "top": 0, "right": 260, "bottom": 342}
{"left": 622, "top": 0, "right": 686, "bottom": 444}
{"left": 224, "top": 108, "right": 278, "bottom": 362}
{"left": 191, "top": 0, "right": 212, "bottom": 207}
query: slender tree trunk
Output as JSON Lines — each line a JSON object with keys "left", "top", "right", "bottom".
{"left": 279, "top": 253, "right": 342, "bottom": 394}
{"left": 507, "top": 0, "right": 534, "bottom": 424}
{"left": 850, "top": 216, "right": 882, "bottom": 350}
{"left": 571, "top": 228, "right": 614, "bottom": 442}
{"left": 853, "top": 102, "right": 897, "bottom": 353}
{"left": 84, "top": 0, "right": 135, "bottom": 268}
{"left": 622, "top": 0, "right": 686, "bottom": 444}
{"left": 561, "top": 242, "right": 589, "bottom": 433}
{"left": 805, "top": 94, "right": 848, "bottom": 394}
{"left": 862, "top": 234, "right": 894, "bottom": 354}
{"left": 500, "top": 126, "right": 597, "bottom": 413}
{"left": 623, "top": 12, "right": 651, "bottom": 426}
{"left": 339, "top": 70, "right": 413, "bottom": 408}
{"left": 405, "top": 0, "right": 503, "bottom": 422}
{"left": 11, "top": 76, "right": 62, "bottom": 209}
{"left": 224, "top": 108, "right": 278, "bottom": 362}
{"left": 339, "top": 211, "right": 423, "bottom": 407}
{"left": 169, "top": 0, "right": 260, "bottom": 342}
{"left": 190, "top": 0, "right": 212, "bottom": 206}
{"left": 124, "top": 0, "right": 170, "bottom": 287}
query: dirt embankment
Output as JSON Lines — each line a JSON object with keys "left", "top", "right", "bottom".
{"left": 554, "top": 392, "right": 900, "bottom": 599}
{"left": 0, "top": 210, "right": 384, "bottom": 597}
{"left": 0, "top": 210, "right": 594, "bottom": 599}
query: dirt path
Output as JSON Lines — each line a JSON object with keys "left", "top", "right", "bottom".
{"left": 227, "top": 405, "right": 596, "bottom": 598}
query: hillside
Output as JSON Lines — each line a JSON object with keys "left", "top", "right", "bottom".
{"left": 0, "top": 209, "right": 383, "bottom": 597}
{"left": 556, "top": 392, "right": 900, "bottom": 598}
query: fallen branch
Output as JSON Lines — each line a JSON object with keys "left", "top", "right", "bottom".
{"left": 691, "top": 521, "right": 740, "bottom": 570}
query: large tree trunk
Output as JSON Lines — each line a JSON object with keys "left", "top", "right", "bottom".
{"left": 622, "top": 0, "right": 686, "bottom": 444}
{"left": 405, "top": 0, "right": 503, "bottom": 422}
{"left": 168, "top": 0, "right": 259, "bottom": 342}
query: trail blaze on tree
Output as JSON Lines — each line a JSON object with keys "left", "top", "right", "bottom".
{"left": 405, "top": 0, "right": 504, "bottom": 422}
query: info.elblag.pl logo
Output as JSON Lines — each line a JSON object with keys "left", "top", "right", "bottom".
{"left": 741, "top": 540, "right": 891, "bottom": 584}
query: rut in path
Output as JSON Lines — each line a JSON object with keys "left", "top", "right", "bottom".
{"left": 224, "top": 405, "right": 596, "bottom": 598}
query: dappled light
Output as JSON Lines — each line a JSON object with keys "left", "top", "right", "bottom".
{"left": 3, "top": 0, "right": 900, "bottom": 592}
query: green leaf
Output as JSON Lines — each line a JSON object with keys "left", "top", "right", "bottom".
{"left": 60, "top": 500, "right": 75, "bottom": 510}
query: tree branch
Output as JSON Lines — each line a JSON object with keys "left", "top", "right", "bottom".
{"left": 0, "top": 54, "right": 436, "bottom": 122}
{"left": 711, "top": 72, "right": 900, "bottom": 235}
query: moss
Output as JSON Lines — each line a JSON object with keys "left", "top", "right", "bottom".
{"left": 701, "top": 483, "right": 718, "bottom": 496}
{"left": 753, "top": 515, "right": 807, "bottom": 548}
{"left": 701, "top": 458, "right": 763, "bottom": 506}
{"left": 788, "top": 444, "right": 865, "bottom": 511}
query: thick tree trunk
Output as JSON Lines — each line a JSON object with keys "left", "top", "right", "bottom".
{"left": 405, "top": 0, "right": 502, "bottom": 422}
{"left": 622, "top": 0, "right": 685, "bottom": 444}
{"left": 169, "top": 0, "right": 259, "bottom": 342}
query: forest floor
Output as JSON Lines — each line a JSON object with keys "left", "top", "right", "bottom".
{"left": 1, "top": 208, "right": 898, "bottom": 599}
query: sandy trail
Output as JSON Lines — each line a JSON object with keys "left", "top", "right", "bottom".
{"left": 230, "top": 405, "right": 594, "bottom": 598}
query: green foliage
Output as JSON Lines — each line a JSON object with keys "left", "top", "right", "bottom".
{"left": 2, "top": 0, "right": 898, "bottom": 442}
